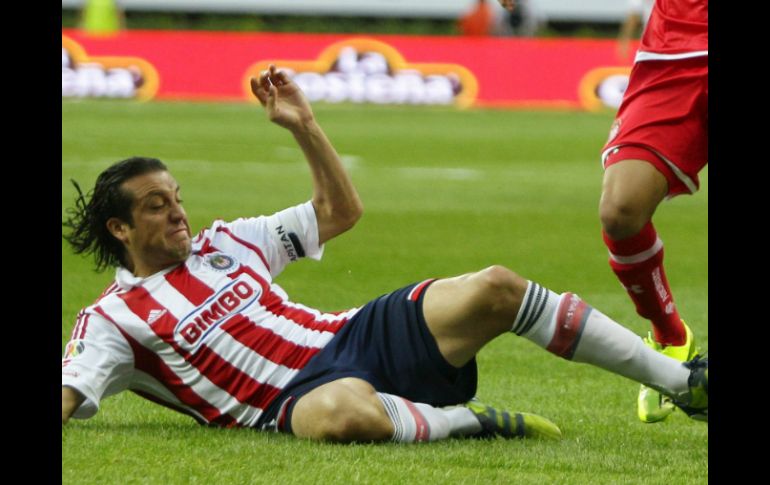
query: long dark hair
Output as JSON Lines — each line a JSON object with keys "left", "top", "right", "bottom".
{"left": 63, "top": 157, "right": 168, "bottom": 272}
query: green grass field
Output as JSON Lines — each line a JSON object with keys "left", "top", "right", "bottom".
{"left": 62, "top": 100, "right": 707, "bottom": 484}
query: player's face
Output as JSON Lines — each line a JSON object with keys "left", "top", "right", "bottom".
{"left": 115, "top": 170, "right": 192, "bottom": 276}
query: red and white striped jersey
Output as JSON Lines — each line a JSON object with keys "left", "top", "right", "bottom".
{"left": 637, "top": 0, "right": 708, "bottom": 62}
{"left": 61, "top": 201, "right": 359, "bottom": 428}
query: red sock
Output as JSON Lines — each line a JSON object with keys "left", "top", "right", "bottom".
{"left": 602, "top": 222, "right": 686, "bottom": 346}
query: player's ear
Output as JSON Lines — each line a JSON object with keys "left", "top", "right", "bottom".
{"left": 106, "top": 217, "right": 130, "bottom": 244}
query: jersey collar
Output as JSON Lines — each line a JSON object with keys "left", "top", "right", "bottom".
{"left": 114, "top": 264, "right": 182, "bottom": 290}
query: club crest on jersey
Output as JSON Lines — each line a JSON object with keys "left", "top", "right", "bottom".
{"left": 204, "top": 253, "right": 237, "bottom": 272}
{"left": 174, "top": 274, "right": 262, "bottom": 352}
{"left": 64, "top": 340, "right": 85, "bottom": 358}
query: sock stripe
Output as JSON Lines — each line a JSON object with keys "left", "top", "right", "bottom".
{"left": 547, "top": 293, "right": 593, "bottom": 360}
{"left": 402, "top": 400, "right": 430, "bottom": 442}
{"left": 378, "top": 394, "right": 403, "bottom": 442}
{"left": 571, "top": 309, "right": 591, "bottom": 360}
{"left": 513, "top": 282, "right": 541, "bottom": 335}
{"left": 512, "top": 284, "right": 536, "bottom": 334}
{"left": 608, "top": 237, "right": 664, "bottom": 265}
{"left": 526, "top": 285, "right": 545, "bottom": 326}
{"left": 519, "top": 286, "right": 549, "bottom": 336}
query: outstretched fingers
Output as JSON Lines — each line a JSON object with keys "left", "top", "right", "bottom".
{"left": 266, "top": 84, "right": 277, "bottom": 113}
{"left": 269, "top": 66, "right": 291, "bottom": 87}
{"left": 249, "top": 73, "right": 270, "bottom": 106}
{"left": 250, "top": 64, "right": 311, "bottom": 129}
{"left": 250, "top": 65, "right": 292, "bottom": 107}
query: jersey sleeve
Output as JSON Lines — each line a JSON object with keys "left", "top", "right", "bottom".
{"left": 61, "top": 310, "right": 134, "bottom": 419}
{"left": 217, "top": 200, "right": 325, "bottom": 277}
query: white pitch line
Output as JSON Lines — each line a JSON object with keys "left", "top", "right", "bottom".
{"left": 397, "top": 167, "right": 482, "bottom": 180}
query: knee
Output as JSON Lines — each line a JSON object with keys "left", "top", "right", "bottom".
{"left": 308, "top": 395, "right": 364, "bottom": 442}
{"left": 474, "top": 265, "right": 527, "bottom": 316}
{"left": 599, "top": 197, "right": 646, "bottom": 240}
{"left": 302, "top": 386, "right": 392, "bottom": 443}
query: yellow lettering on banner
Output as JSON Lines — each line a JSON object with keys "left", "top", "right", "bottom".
{"left": 242, "top": 38, "right": 479, "bottom": 108}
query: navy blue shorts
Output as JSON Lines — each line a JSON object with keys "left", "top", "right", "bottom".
{"left": 258, "top": 279, "right": 478, "bottom": 433}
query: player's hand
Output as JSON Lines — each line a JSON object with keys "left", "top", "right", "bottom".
{"left": 498, "top": 0, "right": 516, "bottom": 12}
{"left": 250, "top": 65, "right": 315, "bottom": 131}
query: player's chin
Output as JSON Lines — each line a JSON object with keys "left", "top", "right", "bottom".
{"left": 168, "top": 239, "right": 192, "bottom": 262}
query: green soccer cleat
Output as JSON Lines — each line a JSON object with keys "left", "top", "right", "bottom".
{"left": 465, "top": 398, "right": 562, "bottom": 440}
{"left": 670, "top": 353, "right": 708, "bottom": 422}
{"left": 638, "top": 321, "right": 700, "bottom": 423}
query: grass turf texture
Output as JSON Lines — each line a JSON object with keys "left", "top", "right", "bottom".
{"left": 62, "top": 100, "right": 707, "bottom": 484}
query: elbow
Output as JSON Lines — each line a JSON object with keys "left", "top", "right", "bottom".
{"left": 350, "top": 199, "right": 364, "bottom": 226}
{"left": 338, "top": 199, "right": 364, "bottom": 232}
{"left": 317, "top": 194, "right": 363, "bottom": 227}
{"left": 314, "top": 195, "right": 364, "bottom": 241}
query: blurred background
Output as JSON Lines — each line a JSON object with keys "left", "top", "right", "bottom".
{"left": 62, "top": 0, "right": 640, "bottom": 38}
{"left": 61, "top": 0, "right": 651, "bottom": 110}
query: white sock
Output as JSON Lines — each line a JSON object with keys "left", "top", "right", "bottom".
{"left": 512, "top": 281, "right": 691, "bottom": 399}
{"left": 376, "top": 393, "right": 481, "bottom": 443}
{"left": 570, "top": 304, "right": 691, "bottom": 399}
{"left": 510, "top": 281, "right": 560, "bottom": 347}
{"left": 441, "top": 405, "right": 484, "bottom": 437}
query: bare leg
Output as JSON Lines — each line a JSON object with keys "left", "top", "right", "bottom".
{"left": 599, "top": 158, "right": 686, "bottom": 345}
{"left": 288, "top": 264, "right": 698, "bottom": 442}
{"left": 288, "top": 268, "right": 531, "bottom": 444}
{"left": 290, "top": 377, "right": 483, "bottom": 443}
{"left": 421, "top": 266, "right": 528, "bottom": 368}
{"left": 421, "top": 266, "right": 691, "bottom": 401}
{"left": 290, "top": 377, "right": 393, "bottom": 442}
{"left": 599, "top": 159, "right": 667, "bottom": 240}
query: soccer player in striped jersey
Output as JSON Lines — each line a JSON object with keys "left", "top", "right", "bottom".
{"left": 62, "top": 65, "right": 706, "bottom": 443}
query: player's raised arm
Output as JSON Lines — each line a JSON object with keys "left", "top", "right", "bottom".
{"left": 250, "top": 65, "right": 363, "bottom": 245}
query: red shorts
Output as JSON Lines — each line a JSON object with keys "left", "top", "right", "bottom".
{"left": 601, "top": 56, "right": 708, "bottom": 197}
